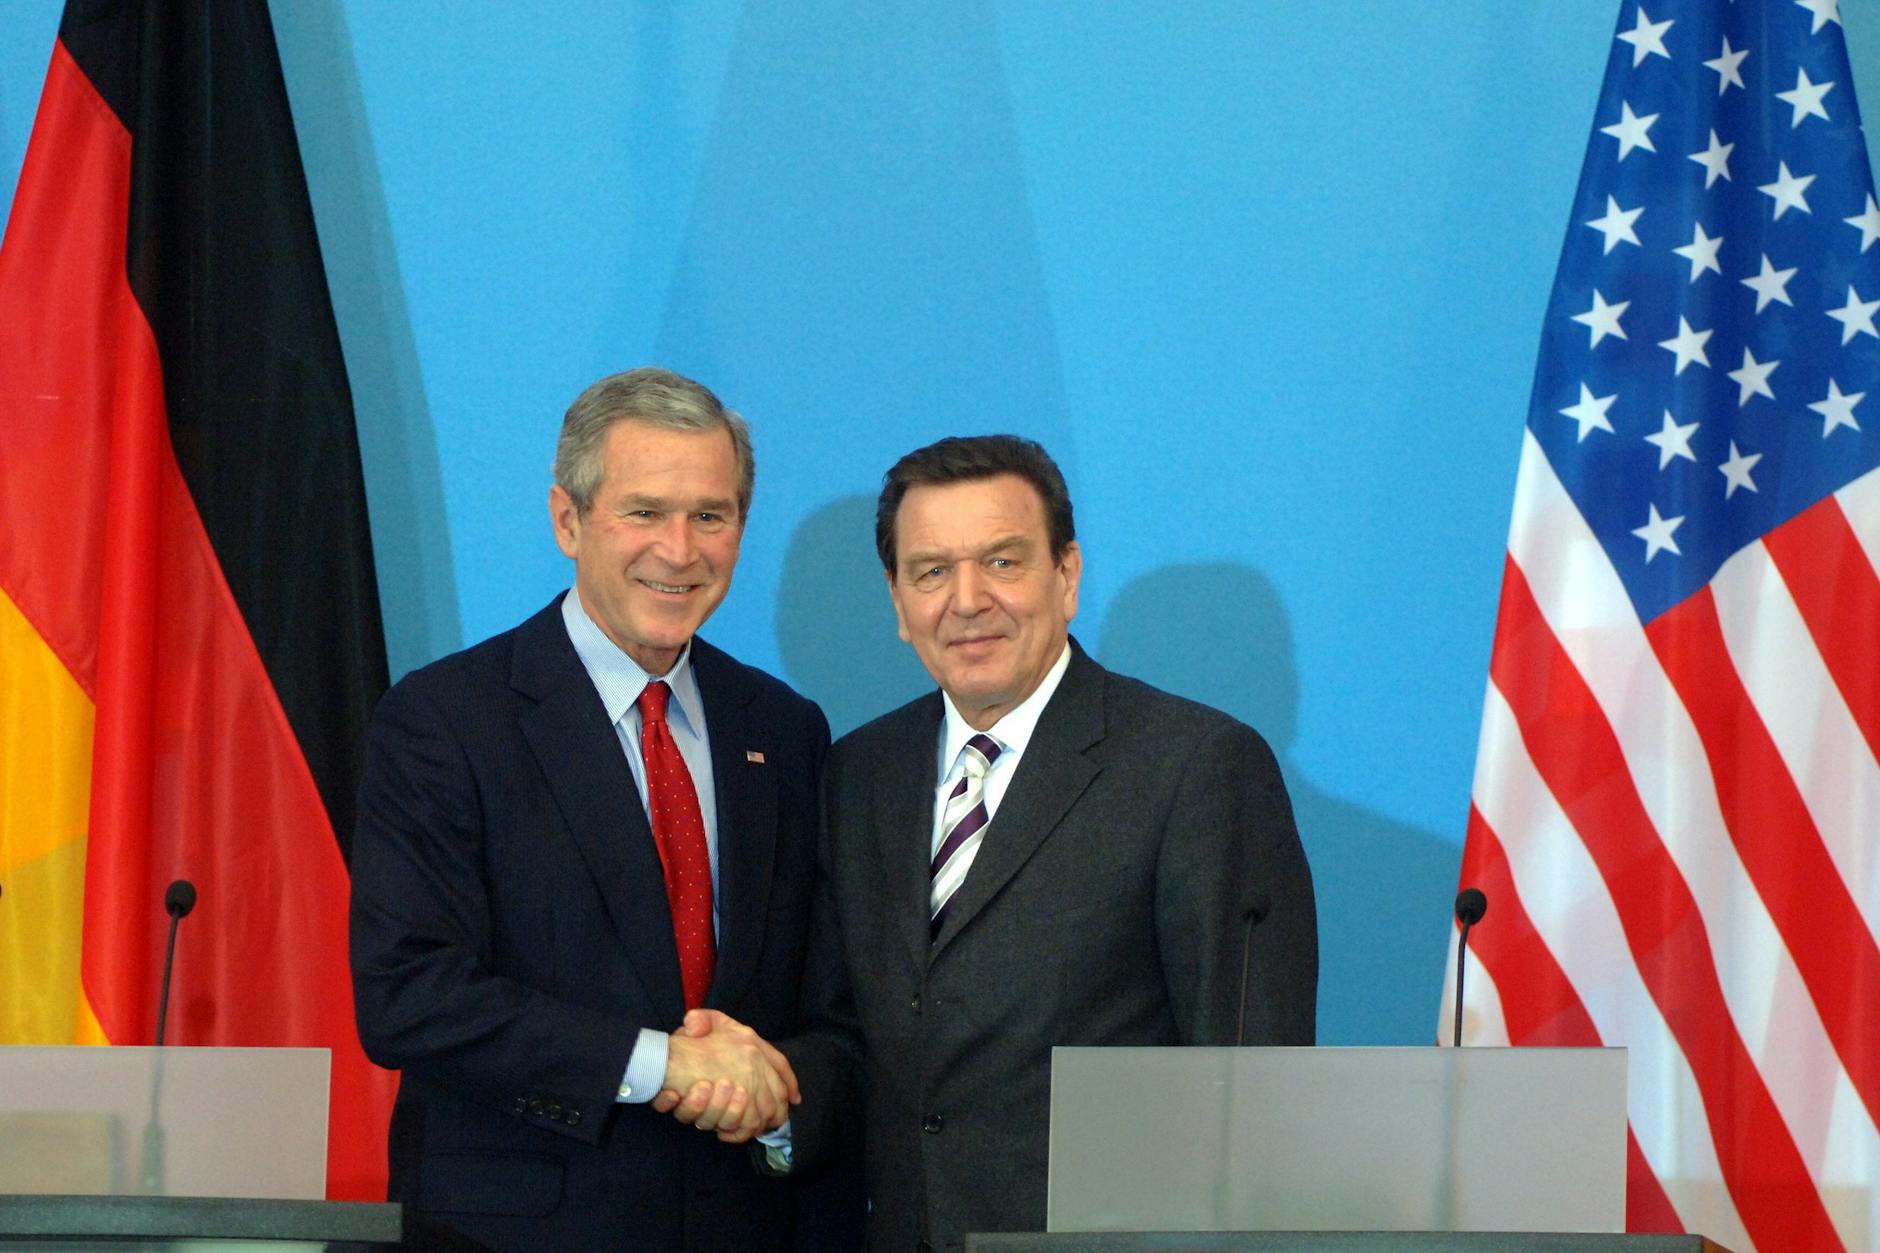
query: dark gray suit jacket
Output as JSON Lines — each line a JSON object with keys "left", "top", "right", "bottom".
{"left": 783, "top": 640, "right": 1317, "bottom": 1251}
{"left": 350, "top": 596, "right": 830, "bottom": 1252}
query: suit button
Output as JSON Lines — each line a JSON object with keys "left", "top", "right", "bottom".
{"left": 910, "top": 996, "right": 921, "bottom": 1014}
{"left": 921, "top": 1114, "right": 943, "bottom": 1134}
{"left": 528, "top": 1098, "right": 545, "bottom": 1116}
{"left": 511, "top": 1097, "right": 527, "bottom": 1114}
{"left": 547, "top": 1103, "right": 563, "bottom": 1121}
{"left": 568, "top": 1109, "right": 582, "bottom": 1127}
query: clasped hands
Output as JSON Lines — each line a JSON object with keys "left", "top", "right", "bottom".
{"left": 654, "top": 1009, "right": 798, "bottom": 1143}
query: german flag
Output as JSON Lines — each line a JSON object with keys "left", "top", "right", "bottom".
{"left": 0, "top": 0, "right": 393, "bottom": 1200}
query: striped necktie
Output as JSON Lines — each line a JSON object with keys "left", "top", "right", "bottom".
{"left": 929, "top": 733, "right": 1002, "bottom": 939}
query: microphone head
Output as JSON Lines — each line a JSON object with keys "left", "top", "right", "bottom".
{"left": 164, "top": 879, "right": 197, "bottom": 919}
{"left": 1455, "top": 887, "right": 1487, "bottom": 927}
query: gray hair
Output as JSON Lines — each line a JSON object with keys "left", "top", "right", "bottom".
{"left": 552, "top": 367, "right": 755, "bottom": 520}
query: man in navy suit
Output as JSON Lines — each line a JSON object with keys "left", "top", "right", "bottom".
{"left": 350, "top": 368, "right": 830, "bottom": 1252}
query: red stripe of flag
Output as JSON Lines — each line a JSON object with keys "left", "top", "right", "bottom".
{"left": 1490, "top": 559, "right": 1837, "bottom": 1251}
{"left": 1760, "top": 495, "right": 1880, "bottom": 765}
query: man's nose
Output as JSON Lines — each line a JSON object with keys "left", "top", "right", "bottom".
{"left": 951, "top": 562, "right": 991, "bottom": 613}
{"left": 651, "top": 515, "right": 698, "bottom": 566}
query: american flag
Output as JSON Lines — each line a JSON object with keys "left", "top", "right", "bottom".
{"left": 1445, "top": 1, "right": 1880, "bottom": 1249}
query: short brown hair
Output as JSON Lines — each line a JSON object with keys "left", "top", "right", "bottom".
{"left": 875, "top": 435, "right": 1075, "bottom": 572}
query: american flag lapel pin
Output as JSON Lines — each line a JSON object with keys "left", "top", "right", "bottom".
{"left": 746, "top": 750, "right": 766, "bottom": 764}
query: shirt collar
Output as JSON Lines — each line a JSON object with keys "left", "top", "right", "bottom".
{"left": 560, "top": 590, "right": 705, "bottom": 737}
{"left": 938, "top": 637, "right": 1073, "bottom": 780}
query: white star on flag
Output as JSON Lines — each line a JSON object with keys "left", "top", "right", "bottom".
{"left": 1703, "top": 36, "right": 1748, "bottom": 94}
{"left": 1586, "top": 196, "right": 1644, "bottom": 254}
{"left": 1644, "top": 410, "right": 1700, "bottom": 469}
{"left": 1794, "top": 0, "right": 1842, "bottom": 35}
{"left": 1617, "top": 7, "right": 1674, "bottom": 67}
{"left": 1807, "top": 378, "right": 1863, "bottom": 436}
{"left": 1727, "top": 345, "right": 1778, "bottom": 405}
{"left": 1573, "top": 290, "right": 1630, "bottom": 346}
{"left": 1826, "top": 285, "right": 1880, "bottom": 344}
{"left": 1775, "top": 68, "right": 1834, "bottom": 128}
{"left": 1689, "top": 130, "right": 1734, "bottom": 188}
{"left": 1845, "top": 194, "right": 1880, "bottom": 252}
{"left": 1658, "top": 317, "right": 1712, "bottom": 373}
{"left": 1559, "top": 383, "right": 1618, "bottom": 441}
{"left": 1741, "top": 254, "right": 1797, "bottom": 312}
{"left": 1602, "top": 101, "right": 1660, "bottom": 160}
{"left": 1673, "top": 223, "right": 1724, "bottom": 281}
{"left": 1631, "top": 502, "right": 1684, "bottom": 561}
{"left": 1716, "top": 440, "right": 1761, "bottom": 497}
{"left": 1759, "top": 161, "right": 1815, "bottom": 218}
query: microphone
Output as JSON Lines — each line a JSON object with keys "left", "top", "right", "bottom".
{"left": 154, "top": 879, "right": 196, "bottom": 1047}
{"left": 143, "top": 878, "right": 197, "bottom": 1194}
{"left": 1451, "top": 888, "right": 1487, "bottom": 1047}
{"left": 1235, "top": 890, "right": 1272, "bottom": 1047}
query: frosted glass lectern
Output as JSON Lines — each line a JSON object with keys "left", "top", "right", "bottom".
{"left": 0, "top": 1046, "right": 329, "bottom": 1199}
{"left": 1048, "top": 1046, "right": 1627, "bottom": 1234}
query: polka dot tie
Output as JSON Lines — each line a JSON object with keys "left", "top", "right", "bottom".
{"left": 637, "top": 681, "right": 715, "bottom": 1009}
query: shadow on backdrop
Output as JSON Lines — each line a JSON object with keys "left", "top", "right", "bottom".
{"left": 775, "top": 494, "right": 933, "bottom": 738}
{"left": 270, "top": 1, "right": 462, "bottom": 678}
{"left": 651, "top": 0, "right": 1073, "bottom": 470}
{"left": 1097, "top": 562, "right": 1460, "bottom": 1045}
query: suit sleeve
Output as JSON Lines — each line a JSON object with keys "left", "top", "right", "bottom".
{"left": 1154, "top": 719, "right": 1317, "bottom": 1046}
{"left": 349, "top": 679, "right": 637, "bottom": 1145}
{"left": 772, "top": 746, "right": 865, "bottom": 1175}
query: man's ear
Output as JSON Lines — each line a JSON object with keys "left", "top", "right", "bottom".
{"left": 886, "top": 568, "right": 912, "bottom": 644}
{"left": 1057, "top": 541, "right": 1083, "bottom": 623}
{"left": 549, "top": 484, "right": 581, "bottom": 559}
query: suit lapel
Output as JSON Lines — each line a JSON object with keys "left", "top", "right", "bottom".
{"left": 931, "top": 643, "right": 1105, "bottom": 956}
{"left": 513, "top": 600, "right": 685, "bottom": 1020}
{"left": 692, "top": 638, "right": 778, "bottom": 1011}
{"left": 869, "top": 695, "right": 946, "bottom": 974}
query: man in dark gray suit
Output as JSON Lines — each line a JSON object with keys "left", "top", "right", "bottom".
{"left": 664, "top": 434, "right": 1317, "bottom": 1251}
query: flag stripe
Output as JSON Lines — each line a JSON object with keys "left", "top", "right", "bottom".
{"left": 1760, "top": 494, "right": 1880, "bottom": 765}
{"left": 1469, "top": 670, "right": 1755, "bottom": 1252}
{"left": 0, "top": 588, "right": 95, "bottom": 1043}
{"left": 1644, "top": 587, "right": 1880, "bottom": 1130}
{"left": 1489, "top": 559, "right": 1835, "bottom": 1250}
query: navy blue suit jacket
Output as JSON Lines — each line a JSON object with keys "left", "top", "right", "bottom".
{"left": 350, "top": 596, "right": 829, "bottom": 1252}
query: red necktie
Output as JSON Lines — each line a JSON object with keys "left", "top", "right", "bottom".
{"left": 637, "top": 681, "right": 715, "bottom": 1009}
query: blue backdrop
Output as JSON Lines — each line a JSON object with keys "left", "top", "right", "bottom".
{"left": 8, "top": 1, "right": 1876, "bottom": 1045}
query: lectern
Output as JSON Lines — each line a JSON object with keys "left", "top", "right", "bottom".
{"left": 0, "top": 1046, "right": 460, "bottom": 1251}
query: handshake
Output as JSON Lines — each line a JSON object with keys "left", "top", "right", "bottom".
{"left": 654, "top": 1009, "right": 798, "bottom": 1144}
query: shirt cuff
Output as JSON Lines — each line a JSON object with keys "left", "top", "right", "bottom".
{"left": 617, "top": 1028, "right": 670, "bottom": 1103}
{"left": 757, "top": 1119, "right": 793, "bottom": 1171}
